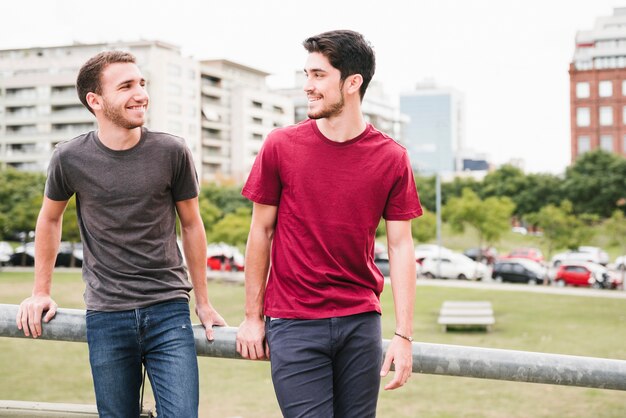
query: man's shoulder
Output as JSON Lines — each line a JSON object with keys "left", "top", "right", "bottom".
{"left": 143, "top": 128, "right": 187, "bottom": 149}
{"left": 266, "top": 119, "right": 311, "bottom": 143}
{"left": 54, "top": 131, "right": 95, "bottom": 154}
{"left": 367, "top": 125, "right": 408, "bottom": 155}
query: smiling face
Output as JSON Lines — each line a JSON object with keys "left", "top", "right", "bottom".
{"left": 303, "top": 52, "right": 345, "bottom": 120}
{"left": 94, "top": 62, "right": 149, "bottom": 129}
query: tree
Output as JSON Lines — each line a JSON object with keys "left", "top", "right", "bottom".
{"left": 198, "top": 197, "right": 222, "bottom": 235}
{"left": 561, "top": 150, "right": 626, "bottom": 218}
{"left": 61, "top": 197, "right": 81, "bottom": 242}
{"left": 514, "top": 173, "right": 564, "bottom": 217}
{"left": 442, "top": 188, "right": 515, "bottom": 249}
{"left": 0, "top": 168, "right": 45, "bottom": 239}
{"left": 414, "top": 175, "right": 435, "bottom": 212}
{"left": 208, "top": 207, "right": 252, "bottom": 246}
{"left": 200, "top": 184, "right": 251, "bottom": 215}
{"left": 480, "top": 164, "right": 527, "bottom": 200}
{"left": 526, "top": 201, "right": 597, "bottom": 260}
{"left": 604, "top": 210, "right": 626, "bottom": 282}
{"left": 412, "top": 209, "right": 436, "bottom": 243}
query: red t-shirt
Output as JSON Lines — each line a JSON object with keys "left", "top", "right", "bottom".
{"left": 242, "top": 119, "right": 422, "bottom": 319}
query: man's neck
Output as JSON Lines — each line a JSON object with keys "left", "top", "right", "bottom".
{"left": 315, "top": 108, "right": 367, "bottom": 143}
{"left": 96, "top": 120, "right": 142, "bottom": 151}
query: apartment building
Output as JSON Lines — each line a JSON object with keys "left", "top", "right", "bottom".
{"left": 400, "top": 81, "right": 465, "bottom": 175}
{"left": 0, "top": 41, "right": 294, "bottom": 183}
{"left": 0, "top": 41, "right": 201, "bottom": 175}
{"left": 200, "top": 60, "right": 293, "bottom": 183}
{"left": 570, "top": 7, "right": 626, "bottom": 161}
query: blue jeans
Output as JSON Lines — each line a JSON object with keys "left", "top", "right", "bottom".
{"left": 86, "top": 299, "right": 198, "bottom": 418}
{"left": 266, "top": 311, "right": 383, "bottom": 418}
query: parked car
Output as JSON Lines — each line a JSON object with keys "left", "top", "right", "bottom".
{"left": 374, "top": 253, "right": 390, "bottom": 277}
{"left": 501, "top": 247, "right": 544, "bottom": 264}
{"left": 414, "top": 244, "right": 453, "bottom": 265}
{"left": 420, "top": 252, "right": 487, "bottom": 280}
{"left": 615, "top": 255, "right": 626, "bottom": 271}
{"left": 511, "top": 226, "right": 528, "bottom": 235}
{"left": 463, "top": 247, "right": 498, "bottom": 264}
{"left": 551, "top": 246, "right": 609, "bottom": 267}
{"left": 9, "top": 241, "right": 83, "bottom": 267}
{"left": 206, "top": 243, "right": 244, "bottom": 271}
{"left": 492, "top": 258, "right": 547, "bottom": 285}
{"left": 554, "top": 262, "right": 621, "bottom": 289}
{"left": 0, "top": 241, "right": 14, "bottom": 266}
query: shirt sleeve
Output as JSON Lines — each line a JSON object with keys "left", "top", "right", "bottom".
{"left": 383, "top": 150, "right": 423, "bottom": 220}
{"left": 44, "top": 147, "right": 74, "bottom": 201}
{"left": 241, "top": 131, "right": 282, "bottom": 206}
{"left": 171, "top": 143, "right": 199, "bottom": 202}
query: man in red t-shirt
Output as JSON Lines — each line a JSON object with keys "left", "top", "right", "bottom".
{"left": 236, "top": 30, "right": 422, "bottom": 417}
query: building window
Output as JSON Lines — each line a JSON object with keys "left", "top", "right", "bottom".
{"left": 599, "top": 106, "right": 613, "bottom": 126}
{"left": 252, "top": 133, "right": 263, "bottom": 140}
{"left": 252, "top": 101, "right": 263, "bottom": 109}
{"left": 167, "top": 63, "right": 181, "bottom": 77}
{"left": 576, "top": 107, "right": 590, "bottom": 127}
{"left": 576, "top": 82, "right": 590, "bottom": 98}
{"left": 577, "top": 136, "right": 590, "bottom": 155}
{"left": 167, "top": 83, "right": 182, "bottom": 96}
{"left": 252, "top": 117, "right": 263, "bottom": 125}
{"left": 600, "top": 135, "right": 613, "bottom": 152}
{"left": 599, "top": 80, "right": 613, "bottom": 97}
{"left": 167, "top": 102, "right": 181, "bottom": 115}
{"left": 622, "top": 80, "right": 626, "bottom": 96}
{"left": 623, "top": 135, "right": 626, "bottom": 153}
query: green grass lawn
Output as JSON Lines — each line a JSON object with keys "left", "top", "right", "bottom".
{"left": 1, "top": 271, "right": 625, "bottom": 417}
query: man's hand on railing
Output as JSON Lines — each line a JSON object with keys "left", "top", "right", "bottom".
{"left": 236, "top": 316, "right": 269, "bottom": 360}
{"left": 15, "top": 295, "right": 58, "bottom": 338}
{"left": 195, "top": 302, "right": 227, "bottom": 341}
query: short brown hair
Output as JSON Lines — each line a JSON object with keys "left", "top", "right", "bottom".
{"left": 303, "top": 30, "right": 376, "bottom": 100}
{"left": 76, "top": 51, "right": 136, "bottom": 114}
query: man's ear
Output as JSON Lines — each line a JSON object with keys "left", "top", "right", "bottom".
{"left": 344, "top": 74, "right": 363, "bottom": 96}
{"left": 86, "top": 92, "right": 102, "bottom": 111}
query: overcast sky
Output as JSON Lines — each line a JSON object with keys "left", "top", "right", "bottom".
{"left": 0, "top": 0, "right": 622, "bottom": 174}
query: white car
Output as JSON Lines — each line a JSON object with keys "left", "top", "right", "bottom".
{"left": 615, "top": 255, "right": 626, "bottom": 271}
{"left": 551, "top": 246, "right": 609, "bottom": 267}
{"left": 414, "top": 244, "right": 453, "bottom": 263}
{"left": 420, "top": 252, "right": 487, "bottom": 281}
{"left": 0, "top": 241, "right": 14, "bottom": 266}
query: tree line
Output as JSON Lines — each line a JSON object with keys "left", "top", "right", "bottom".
{"left": 1, "top": 150, "right": 625, "bottom": 257}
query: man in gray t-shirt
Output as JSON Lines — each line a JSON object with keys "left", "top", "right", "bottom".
{"left": 17, "top": 50, "right": 225, "bottom": 417}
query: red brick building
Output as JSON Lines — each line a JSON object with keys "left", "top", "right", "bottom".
{"left": 570, "top": 8, "right": 626, "bottom": 163}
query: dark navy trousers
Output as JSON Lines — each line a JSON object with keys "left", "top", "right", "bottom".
{"left": 266, "top": 311, "right": 383, "bottom": 418}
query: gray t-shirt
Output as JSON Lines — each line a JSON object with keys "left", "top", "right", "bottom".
{"left": 45, "top": 128, "right": 198, "bottom": 311}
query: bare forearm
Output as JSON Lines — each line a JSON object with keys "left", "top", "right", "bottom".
{"left": 243, "top": 228, "right": 272, "bottom": 319}
{"left": 388, "top": 238, "right": 416, "bottom": 336}
{"left": 33, "top": 216, "right": 63, "bottom": 296}
{"left": 181, "top": 222, "right": 209, "bottom": 306}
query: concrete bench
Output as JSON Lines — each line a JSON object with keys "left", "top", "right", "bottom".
{"left": 438, "top": 301, "right": 495, "bottom": 332}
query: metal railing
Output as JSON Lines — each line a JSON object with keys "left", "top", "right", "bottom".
{"left": 1, "top": 303, "right": 625, "bottom": 391}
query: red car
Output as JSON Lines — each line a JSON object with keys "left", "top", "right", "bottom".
{"left": 554, "top": 262, "right": 622, "bottom": 289}
{"left": 502, "top": 247, "right": 544, "bottom": 264}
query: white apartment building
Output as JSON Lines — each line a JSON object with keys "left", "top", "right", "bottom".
{"left": 200, "top": 60, "right": 294, "bottom": 183}
{"left": 0, "top": 41, "right": 201, "bottom": 176}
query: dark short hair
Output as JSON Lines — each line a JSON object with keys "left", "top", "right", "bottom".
{"left": 76, "top": 51, "right": 136, "bottom": 114}
{"left": 303, "top": 30, "right": 376, "bottom": 100}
